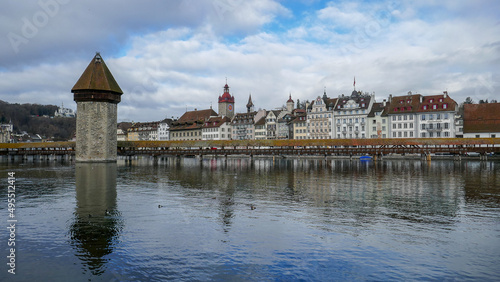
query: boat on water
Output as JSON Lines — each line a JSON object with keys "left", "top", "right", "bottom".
{"left": 360, "top": 155, "right": 373, "bottom": 161}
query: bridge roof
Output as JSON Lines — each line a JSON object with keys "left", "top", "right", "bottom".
{"left": 71, "top": 53, "right": 123, "bottom": 94}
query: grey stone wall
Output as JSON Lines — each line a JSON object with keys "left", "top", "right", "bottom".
{"left": 76, "top": 101, "right": 117, "bottom": 162}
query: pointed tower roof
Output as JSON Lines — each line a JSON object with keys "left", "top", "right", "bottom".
{"left": 247, "top": 94, "right": 254, "bottom": 108}
{"left": 72, "top": 52, "right": 123, "bottom": 94}
{"left": 287, "top": 93, "right": 293, "bottom": 103}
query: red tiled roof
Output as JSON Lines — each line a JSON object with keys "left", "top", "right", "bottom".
{"left": 171, "top": 109, "right": 217, "bottom": 131}
{"left": 203, "top": 116, "right": 231, "bottom": 128}
{"left": 386, "top": 94, "right": 422, "bottom": 114}
{"left": 463, "top": 103, "right": 500, "bottom": 133}
{"left": 417, "top": 93, "right": 456, "bottom": 113}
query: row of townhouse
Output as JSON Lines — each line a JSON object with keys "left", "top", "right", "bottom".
{"left": 118, "top": 118, "right": 174, "bottom": 141}
{"left": 118, "top": 81, "right": 499, "bottom": 141}
{"left": 289, "top": 90, "right": 459, "bottom": 140}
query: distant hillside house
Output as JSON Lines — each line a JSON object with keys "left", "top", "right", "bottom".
{"left": 54, "top": 103, "right": 76, "bottom": 118}
{"left": 463, "top": 103, "right": 500, "bottom": 138}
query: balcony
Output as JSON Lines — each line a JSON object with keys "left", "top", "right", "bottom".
{"left": 427, "top": 127, "right": 442, "bottom": 132}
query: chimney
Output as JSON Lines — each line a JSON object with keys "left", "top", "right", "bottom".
{"left": 389, "top": 94, "right": 392, "bottom": 103}
{"left": 383, "top": 99, "right": 387, "bottom": 107}
{"left": 443, "top": 91, "right": 448, "bottom": 98}
{"left": 420, "top": 95, "right": 423, "bottom": 103}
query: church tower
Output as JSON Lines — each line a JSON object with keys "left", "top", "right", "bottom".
{"left": 218, "top": 82, "right": 235, "bottom": 118}
{"left": 246, "top": 94, "right": 254, "bottom": 113}
{"left": 286, "top": 93, "right": 294, "bottom": 113}
{"left": 71, "top": 52, "right": 123, "bottom": 162}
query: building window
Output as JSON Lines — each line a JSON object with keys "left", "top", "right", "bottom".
{"left": 421, "top": 115, "right": 426, "bottom": 120}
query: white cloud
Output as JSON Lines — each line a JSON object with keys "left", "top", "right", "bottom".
{"left": 0, "top": 0, "right": 499, "bottom": 123}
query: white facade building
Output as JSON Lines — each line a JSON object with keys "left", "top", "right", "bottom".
{"left": 333, "top": 90, "right": 373, "bottom": 139}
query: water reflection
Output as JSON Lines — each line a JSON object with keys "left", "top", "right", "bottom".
{"left": 70, "top": 163, "right": 122, "bottom": 275}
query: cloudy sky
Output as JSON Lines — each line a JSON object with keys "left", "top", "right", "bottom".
{"left": 1, "top": 0, "right": 499, "bottom": 122}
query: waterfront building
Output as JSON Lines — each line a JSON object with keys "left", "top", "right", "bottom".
{"left": 290, "top": 114, "right": 307, "bottom": 139}
{"left": 416, "top": 91, "right": 458, "bottom": 138}
{"left": 455, "top": 114, "right": 464, "bottom": 138}
{"left": 386, "top": 91, "right": 458, "bottom": 138}
{"left": 117, "top": 128, "right": 126, "bottom": 141}
{"left": 277, "top": 112, "right": 294, "bottom": 139}
{"left": 170, "top": 108, "right": 217, "bottom": 141}
{"left": 254, "top": 116, "right": 266, "bottom": 140}
{"left": 231, "top": 95, "right": 265, "bottom": 140}
{"left": 158, "top": 118, "right": 174, "bottom": 141}
{"left": 385, "top": 92, "right": 420, "bottom": 138}
{"left": 127, "top": 121, "right": 159, "bottom": 141}
{"left": 366, "top": 101, "right": 389, "bottom": 138}
{"left": 202, "top": 116, "right": 232, "bottom": 140}
{"left": 71, "top": 52, "right": 123, "bottom": 162}
{"left": 307, "top": 91, "right": 337, "bottom": 139}
{"left": 333, "top": 90, "right": 372, "bottom": 139}
{"left": 218, "top": 82, "right": 235, "bottom": 119}
{"left": 463, "top": 103, "right": 500, "bottom": 138}
{"left": 265, "top": 110, "right": 281, "bottom": 139}
{"left": 54, "top": 102, "right": 76, "bottom": 118}
{"left": 117, "top": 122, "right": 132, "bottom": 141}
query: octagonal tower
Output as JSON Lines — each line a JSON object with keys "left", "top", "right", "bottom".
{"left": 71, "top": 52, "right": 123, "bottom": 162}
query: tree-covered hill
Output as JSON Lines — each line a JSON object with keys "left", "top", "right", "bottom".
{"left": 0, "top": 100, "right": 75, "bottom": 141}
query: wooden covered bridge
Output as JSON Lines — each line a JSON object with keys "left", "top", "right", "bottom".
{"left": 0, "top": 138, "right": 499, "bottom": 161}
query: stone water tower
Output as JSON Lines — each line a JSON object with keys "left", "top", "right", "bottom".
{"left": 71, "top": 52, "right": 123, "bottom": 162}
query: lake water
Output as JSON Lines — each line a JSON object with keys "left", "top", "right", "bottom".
{"left": 1, "top": 157, "right": 499, "bottom": 281}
